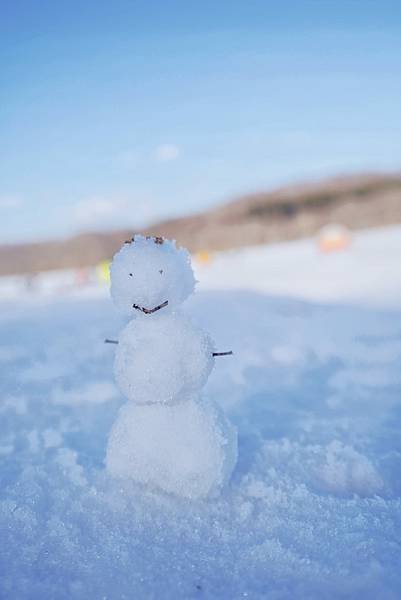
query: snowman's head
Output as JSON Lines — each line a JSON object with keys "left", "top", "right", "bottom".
{"left": 110, "top": 235, "right": 196, "bottom": 316}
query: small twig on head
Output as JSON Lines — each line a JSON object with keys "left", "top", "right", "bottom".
{"left": 133, "top": 300, "right": 169, "bottom": 314}
{"left": 145, "top": 235, "right": 164, "bottom": 244}
{"left": 124, "top": 235, "right": 136, "bottom": 244}
{"left": 105, "top": 339, "right": 119, "bottom": 344}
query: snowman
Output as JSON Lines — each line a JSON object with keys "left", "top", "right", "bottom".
{"left": 105, "top": 235, "right": 237, "bottom": 499}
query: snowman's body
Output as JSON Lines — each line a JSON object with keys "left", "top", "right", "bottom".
{"left": 106, "top": 236, "right": 237, "bottom": 499}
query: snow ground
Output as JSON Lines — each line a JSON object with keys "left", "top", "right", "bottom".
{"left": 1, "top": 226, "right": 401, "bottom": 599}
{"left": 196, "top": 224, "right": 401, "bottom": 310}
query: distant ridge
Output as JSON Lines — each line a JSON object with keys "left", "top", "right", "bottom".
{"left": 1, "top": 173, "right": 401, "bottom": 276}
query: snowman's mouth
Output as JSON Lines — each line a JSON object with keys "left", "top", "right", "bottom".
{"left": 132, "top": 300, "right": 169, "bottom": 315}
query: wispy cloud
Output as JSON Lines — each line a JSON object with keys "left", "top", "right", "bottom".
{"left": 155, "top": 144, "right": 180, "bottom": 162}
{"left": 73, "top": 194, "right": 160, "bottom": 230}
{"left": 75, "top": 197, "right": 118, "bottom": 222}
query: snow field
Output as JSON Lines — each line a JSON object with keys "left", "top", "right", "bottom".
{"left": 1, "top": 226, "right": 401, "bottom": 598}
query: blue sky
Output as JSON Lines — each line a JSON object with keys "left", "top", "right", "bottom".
{"left": 1, "top": 0, "right": 401, "bottom": 243}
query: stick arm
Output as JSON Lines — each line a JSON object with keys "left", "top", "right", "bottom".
{"left": 104, "top": 339, "right": 233, "bottom": 356}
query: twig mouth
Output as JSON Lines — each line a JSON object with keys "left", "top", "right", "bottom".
{"left": 133, "top": 300, "right": 169, "bottom": 314}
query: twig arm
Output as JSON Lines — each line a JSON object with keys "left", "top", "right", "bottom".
{"left": 104, "top": 339, "right": 233, "bottom": 356}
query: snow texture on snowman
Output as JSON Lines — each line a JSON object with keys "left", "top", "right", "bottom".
{"left": 106, "top": 235, "right": 237, "bottom": 499}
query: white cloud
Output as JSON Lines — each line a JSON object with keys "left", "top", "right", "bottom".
{"left": 73, "top": 194, "right": 160, "bottom": 229}
{"left": 155, "top": 144, "right": 180, "bottom": 162}
{"left": 0, "top": 195, "right": 22, "bottom": 209}
{"left": 75, "top": 197, "right": 118, "bottom": 222}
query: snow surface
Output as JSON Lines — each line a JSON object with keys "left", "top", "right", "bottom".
{"left": 195, "top": 224, "right": 401, "bottom": 310}
{"left": 1, "top": 225, "right": 401, "bottom": 598}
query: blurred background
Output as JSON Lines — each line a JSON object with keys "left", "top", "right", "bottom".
{"left": 1, "top": 0, "right": 401, "bottom": 302}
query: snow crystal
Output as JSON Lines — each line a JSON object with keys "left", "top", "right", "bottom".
{"left": 0, "top": 444, "right": 14, "bottom": 456}
{"left": 110, "top": 235, "right": 195, "bottom": 316}
{"left": 114, "top": 312, "right": 215, "bottom": 404}
{"left": 0, "top": 394, "right": 27, "bottom": 415}
{"left": 52, "top": 381, "right": 118, "bottom": 406}
{"left": 317, "top": 441, "right": 384, "bottom": 497}
{"left": 258, "top": 438, "right": 384, "bottom": 499}
{"left": 27, "top": 429, "right": 40, "bottom": 453}
{"left": 55, "top": 448, "right": 87, "bottom": 486}
{"left": 42, "top": 428, "right": 63, "bottom": 449}
{"left": 106, "top": 398, "right": 237, "bottom": 499}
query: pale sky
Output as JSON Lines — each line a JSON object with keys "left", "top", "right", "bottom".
{"left": 1, "top": 0, "right": 401, "bottom": 243}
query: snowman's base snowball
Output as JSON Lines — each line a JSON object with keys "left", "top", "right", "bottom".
{"left": 106, "top": 398, "right": 237, "bottom": 499}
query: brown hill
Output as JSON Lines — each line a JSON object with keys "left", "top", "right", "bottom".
{"left": 1, "top": 173, "right": 401, "bottom": 276}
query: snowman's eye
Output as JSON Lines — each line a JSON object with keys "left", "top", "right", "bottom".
{"left": 129, "top": 273, "right": 133, "bottom": 277}
{"left": 159, "top": 269, "right": 163, "bottom": 275}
